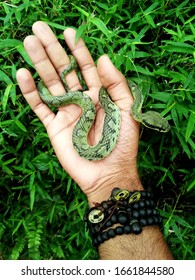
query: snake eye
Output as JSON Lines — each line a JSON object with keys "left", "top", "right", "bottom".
{"left": 160, "top": 122, "right": 170, "bottom": 132}
{"left": 88, "top": 209, "right": 104, "bottom": 223}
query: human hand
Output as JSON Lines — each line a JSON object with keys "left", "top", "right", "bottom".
{"left": 16, "top": 21, "right": 143, "bottom": 206}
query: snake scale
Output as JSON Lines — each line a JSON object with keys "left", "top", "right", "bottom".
{"left": 37, "top": 55, "right": 170, "bottom": 161}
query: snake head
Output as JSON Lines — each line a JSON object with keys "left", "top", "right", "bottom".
{"left": 141, "top": 111, "right": 170, "bottom": 132}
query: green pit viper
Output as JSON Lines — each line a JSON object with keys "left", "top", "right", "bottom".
{"left": 37, "top": 55, "right": 170, "bottom": 161}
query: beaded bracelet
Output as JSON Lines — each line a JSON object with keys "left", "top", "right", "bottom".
{"left": 85, "top": 188, "right": 162, "bottom": 247}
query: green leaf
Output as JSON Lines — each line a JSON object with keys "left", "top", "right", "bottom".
{"left": 149, "top": 92, "right": 170, "bottom": 103}
{"left": 0, "top": 38, "right": 22, "bottom": 49}
{"left": 14, "top": 119, "right": 27, "bottom": 132}
{"left": 144, "top": 14, "right": 156, "bottom": 28}
{"left": 133, "top": 51, "right": 150, "bottom": 58}
{"left": 90, "top": 17, "right": 111, "bottom": 39}
{"left": 3, "top": 158, "right": 16, "bottom": 166}
{"left": 171, "top": 220, "right": 183, "bottom": 241}
{"left": 185, "top": 15, "right": 195, "bottom": 25}
{"left": 0, "top": 223, "right": 6, "bottom": 240}
{"left": 2, "top": 84, "right": 12, "bottom": 111}
{"left": 144, "top": 2, "right": 159, "bottom": 14}
{"left": 15, "top": 9, "right": 21, "bottom": 23}
{"left": 117, "top": 0, "right": 123, "bottom": 11}
{"left": 1, "top": 160, "right": 13, "bottom": 175}
{"left": 171, "top": 106, "right": 179, "bottom": 130}
{"left": 29, "top": 173, "right": 35, "bottom": 211}
{"left": 128, "top": 65, "right": 154, "bottom": 76}
{"left": 0, "top": 69, "right": 12, "bottom": 84}
{"left": 49, "top": 203, "right": 56, "bottom": 224}
{"left": 12, "top": 220, "right": 23, "bottom": 236}
{"left": 71, "top": 4, "right": 89, "bottom": 17}
{"left": 187, "top": 179, "right": 195, "bottom": 192}
{"left": 46, "top": 21, "right": 69, "bottom": 31}
{"left": 75, "top": 25, "right": 87, "bottom": 43}
{"left": 185, "top": 112, "right": 195, "bottom": 142}
{"left": 11, "top": 236, "right": 25, "bottom": 260}
{"left": 17, "top": 45, "right": 33, "bottom": 67}
{"left": 66, "top": 177, "right": 72, "bottom": 195}
{"left": 161, "top": 41, "right": 195, "bottom": 54}
{"left": 174, "top": 215, "right": 192, "bottom": 228}
{"left": 164, "top": 27, "right": 178, "bottom": 37}
{"left": 175, "top": 131, "right": 191, "bottom": 158}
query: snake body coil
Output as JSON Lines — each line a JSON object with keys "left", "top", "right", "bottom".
{"left": 37, "top": 56, "right": 170, "bottom": 161}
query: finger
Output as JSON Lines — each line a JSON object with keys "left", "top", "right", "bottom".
{"left": 32, "top": 21, "right": 81, "bottom": 91}
{"left": 97, "top": 54, "right": 133, "bottom": 111}
{"left": 63, "top": 28, "right": 102, "bottom": 101}
{"left": 23, "top": 35, "right": 65, "bottom": 97}
{"left": 16, "top": 68, "right": 55, "bottom": 128}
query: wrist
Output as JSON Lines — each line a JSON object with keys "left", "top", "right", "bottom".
{"left": 86, "top": 170, "right": 143, "bottom": 207}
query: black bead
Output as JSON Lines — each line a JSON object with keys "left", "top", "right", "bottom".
{"left": 145, "top": 199, "right": 151, "bottom": 207}
{"left": 97, "top": 234, "right": 103, "bottom": 243}
{"left": 146, "top": 208, "right": 153, "bottom": 216}
{"left": 111, "top": 188, "right": 120, "bottom": 197}
{"left": 139, "top": 209, "right": 146, "bottom": 217}
{"left": 110, "top": 214, "right": 117, "bottom": 224}
{"left": 146, "top": 192, "right": 152, "bottom": 198}
{"left": 115, "top": 226, "right": 124, "bottom": 235}
{"left": 153, "top": 216, "right": 159, "bottom": 224}
{"left": 126, "top": 207, "right": 132, "bottom": 214}
{"left": 140, "top": 218, "right": 147, "bottom": 226}
{"left": 90, "top": 227, "right": 96, "bottom": 235}
{"left": 117, "top": 212, "right": 129, "bottom": 225}
{"left": 152, "top": 209, "right": 158, "bottom": 215}
{"left": 150, "top": 200, "right": 155, "bottom": 207}
{"left": 92, "top": 238, "right": 98, "bottom": 247}
{"left": 140, "top": 191, "right": 147, "bottom": 198}
{"left": 158, "top": 216, "right": 163, "bottom": 224}
{"left": 132, "top": 210, "right": 139, "bottom": 219}
{"left": 101, "top": 201, "right": 109, "bottom": 210}
{"left": 105, "top": 220, "right": 112, "bottom": 227}
{"left": 121, "top": 200, "right": 128, "bottom": 206}
{"left": 107, "top": 228, "right": 116, "bottom": 238}
{"left": 147, "top": 217, "right": 154, "bottom": 225}
{"left": 101, "top": 231, "right": 109, "bottom": 241}
{"left": 132, "top": 202, "right": 139, "bottom": 209}
{"left": 93, "top": 224, "right": 101, "bottom": 232}
{"left": 131, "top": 222, "right": 142, "bottom": 234}
{"left": 124, "top": 225, "right": 132, "bottom": 234}
{"left": 139, "top": 200, "right": 145, "bottom": 208}
{"left": 107, "top": 208, "right": 115, "bottom": 215}
{"left": 90, "top": 226, "right": 99, "bottom": 235}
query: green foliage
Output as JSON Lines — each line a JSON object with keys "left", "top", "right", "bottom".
{"left": 0, "top": 0, "right": 194, "bottom": 259}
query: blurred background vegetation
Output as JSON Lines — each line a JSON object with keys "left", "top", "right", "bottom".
{"left": 0, "top": 0, "right": 194, "bottom": 259}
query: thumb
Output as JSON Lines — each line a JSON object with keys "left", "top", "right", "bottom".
{"left": 97, "top": 54, "right": 133, "bottom": 111}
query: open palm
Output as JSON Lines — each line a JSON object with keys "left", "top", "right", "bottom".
{"left": 16, "top": 21, "right": 141, "bottom": 203}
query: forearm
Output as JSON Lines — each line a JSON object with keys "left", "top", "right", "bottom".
{"left": 99, "top": 225, "right": 173, "bottom": 260}
{"left": 86, "top": 175, "right": 173, "bottom": 260}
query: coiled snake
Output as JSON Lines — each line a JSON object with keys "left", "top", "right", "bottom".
{"left": 37, "top": 56, "right": 170, "bottom": 161}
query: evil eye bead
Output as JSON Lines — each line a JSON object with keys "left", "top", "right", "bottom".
{"left": 88, "top": 209, "right": 104, "bottom": 224}
{"left": 129, "top": 191, "right": 141, "bottom": 204}
{"left": 113, "top": 190, "right": 129, "bottom": 201}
